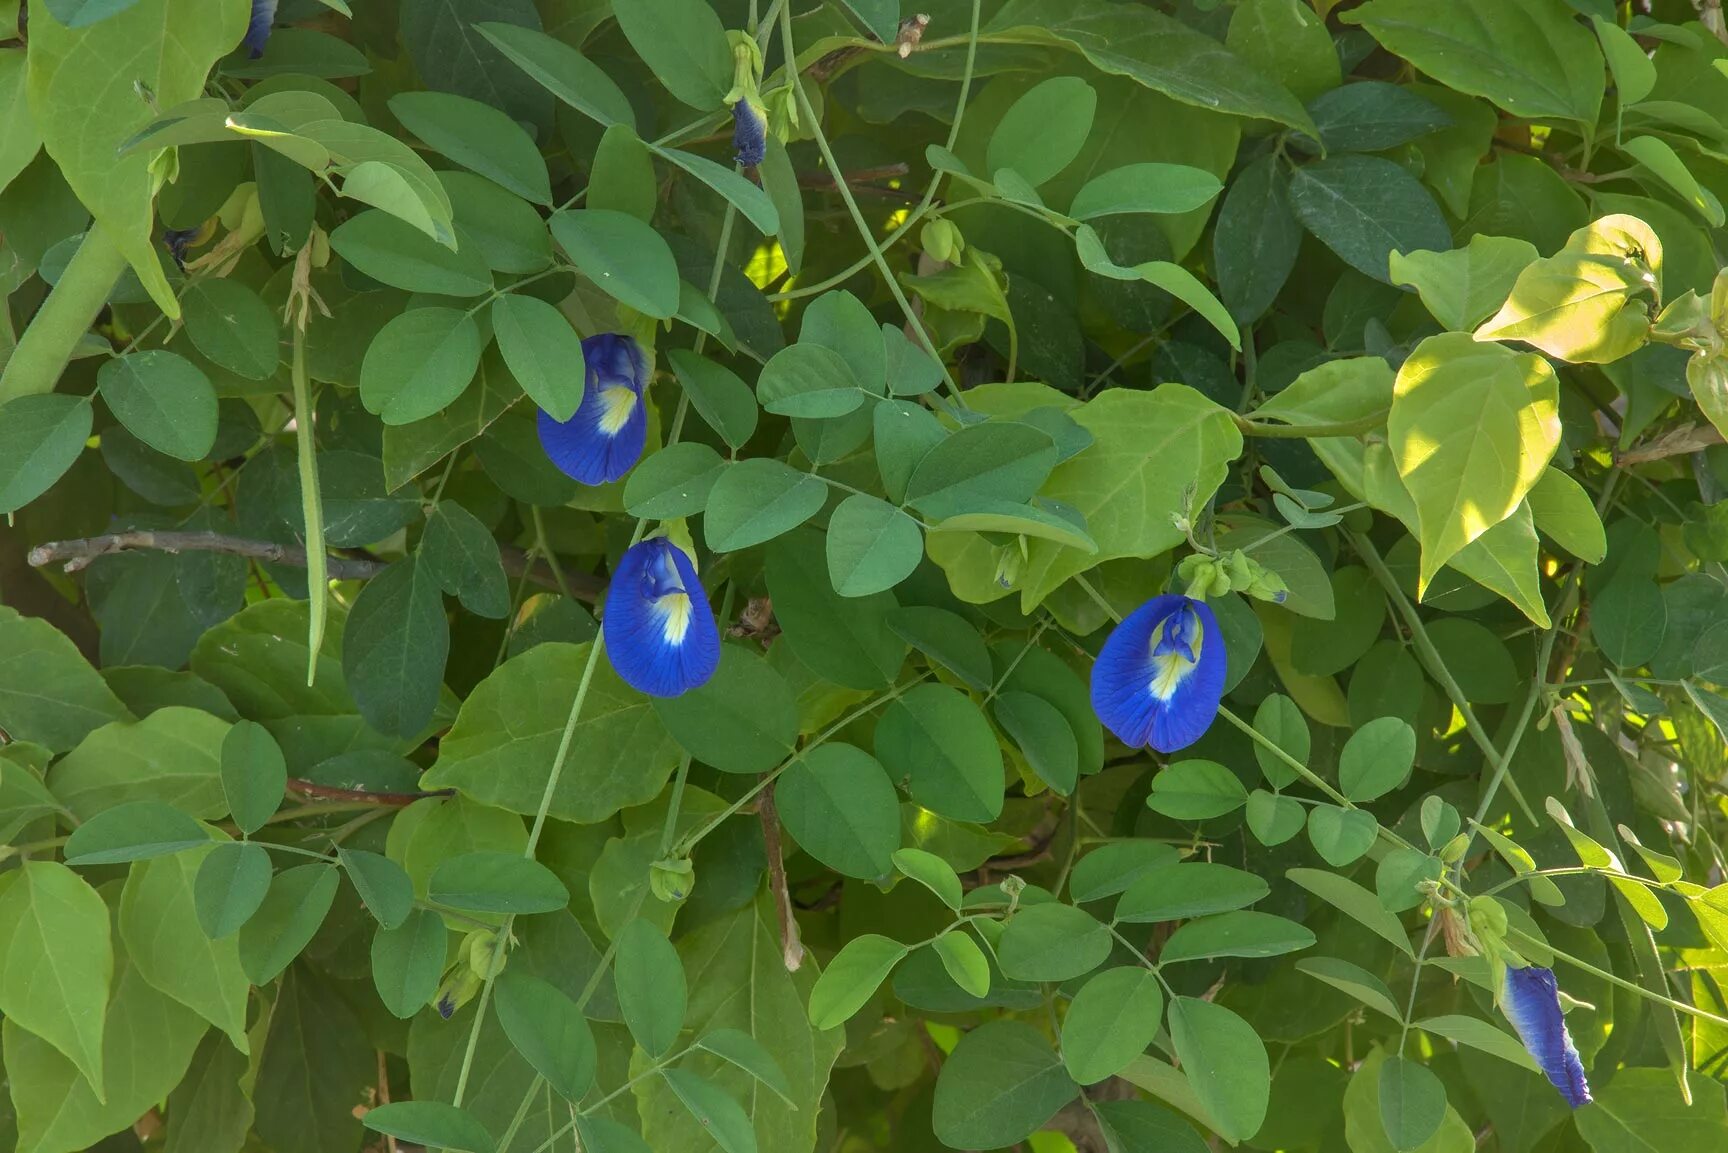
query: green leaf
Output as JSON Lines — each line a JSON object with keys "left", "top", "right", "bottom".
{"left": 27, "top": 0, "right": 246, "bottom": 313}
{"left": 364, "top": 1102, "right": 496, "bottom": 1153}
{"left": 994, "top": 689, "right": 1080, "bottom": 795}
{"left": 428, "top": 851, "right": 568, "bottom": 914}
{"left": 877, "top": 684, "right": 1004, "bottom": 822}
{"left": 661, "top": 1068, "right": 757, "bottom": 1153}
{"left": 238, "top": 863, "right": 340, "bottom": 984}
{"left": 1062, "top": 966, "right": 1165, "bottom": 1085}
{"left": 987, "top": 0, "right": 1316, "bottom": 134}
{"left": 1213, "top": 155, "right": 1301, "bottom": 323}
{"left": 1161, "top": 910, "right": 1315, "bottom": 964}
{"left": 64, "top": 800, "right": 209, "bottom": 864}
{"left": 998, "top": 902, "right": 1111, "bottom": 982}
{"left": 1342, "top": 0, "right": 1604, "bottom": 126}
{"left": 1473, "top": 214, "right": 1659, "bottom": 363}
{"left": 1167, "top": 996, "right": 1268, "bottom": 1144}
{"left": 1379, "top": 1056, "right": 1447, "bottom": 1152}
{"left": 615, "top": 917, "right": 687, "bottom": 1057}
{"left": 1251, "top": 692, "right": 1309, "bottom": 788}
{"left": 1288, "top": 867, "right": 1414, "bottom": 956}
{"left": 165, "top": 1033, "right": 253, "bottom": 1153}
{"left": 1593, "top": 16, "right": 1656, "bottom": 108}
{"left": 220, "top": 719, "right": 286, "bottom": 835}
{"left": 425, "top": 641, "right": 682, "bottom": 821}
{"left": 1224, "top": 0, "right": 1340, "bottom": 103}
{"left": 827, "top": 494, "right": 923, "bottom": 597}
{"left": 1146, "top": 759, "right": 1248, "bottom": 820}
{"left": 1389, "top": 234, "right": 1540, "bottom": 332}
{"left": 1116, "top": 862, "right": 1269, "bottom": 923}
{"left": 182, "top": 279, "right": 281, "bottom": 380}
{"left": 390, "top": 91, "right": 550, "bottom": 205}
{"left": 778, "top": 743, "right": 900, "bottom": 879}
{"left": 0, "top": 860, "right": 112, "bottom": 1095}
{"left": 550, "top": 209, "right": 680, "bottom": 318}
{"left": 49, "top": 705, "right": 229, "bottom": 820}
{"left": 1339, "top": 716, "right": 1417, "bottom": 802}
{"left": 420, "top": 500, "right": 511, "bottom": 619}
{"left": 339, "top": 848, "right": 414, "bottom": 929}
{"left": 1069, "top": 162, "right": 1222, "bottom": 219}
{"left": 98, "top": 351, "right": 218, "bottom": 461}
{"left": 932, "top": 932, "right": 992, "bottom": 999}
{"left": 371, "top": 906, "right": 448, "bottom": 1019}
{"left": 905, "top": 421, "right": 1058, "bottom": 521}
{"left": 0, "top": 48, "right": 39, "bottom": 194}
{"left": 653, "top": 644, "right": 796, "bottom": 775}
{"left": 808, "top": 934, "right": 909, "bottom": 1029}
{"left": 1297, "top": 957, "right": 1404, "bottom": 1021}
{"left": 704, "top": 458, "right": 829, "bottom": 552}
{"left": 756, "top": 343, "right": 865, "bottom": 418}
{"left": 360, "top": 306, "right": 485, "bottom": 425}
{"left": 1010, "top": 384, "right": 1240, "bottom": 609}
{"left": 1308, "top": 80, "right": 1451, "bottom": 152}
{"left": 1412, "top": 1015, "right": 1537, "bottom": 1072}
{"left": 1287, "top": 155, "right": 1451, "bottom": 284}
{"left": 933, "top": 1018, "right": 1080, "bottom": 1148}
{"left": 988, "top": 76, "right": 1097, "bottom": 187}
{"left": 475, "top": 22, "right": 634, "bottom": 128}
{"left": 694, "top": 1027, "right": 795, "bottom": 1105}
{"left": 1068, "top": 841, "right": 1180, "bottom": 903}
{"left": 1388, "top": 332, "right": 1560, "bottom": 590}
{"left": 887, "top": 608, "right": 991, "bottom": 693}
{"left": 343, "top": 557, "right": 450, "bottom": 739}
{"left": 623, "top": 444, "right": 723, "bottom": 520}
{"left": 611, "top": 0, "right": 731, "bottom": 111}
{"left": 1134, "top": 259, "right": 1242, "bottom": 349}
{"left": 1252, "top": 355, "right": 1393, "bottom": 429}
{"left": 120, "top": 842, "right": 251, "bottom": 1048}
{"left": 0, "top": 394, "right": 92, "bottom": 514}
{"left": 668, "top": 349, "right": 758, "bottom": 449}
{"left": 194, "top": 841, "right": 272, "bottom": 938}
{"left": 766, "top": 530, "right": 906, "bottom": 689}
{"left": 1307, "top": 803, "right": 1381, "bottom": 866}
{"left": 490, "top": 293, "right": 585, "bottom": 421}
{"left": 892, "top": 846, "right": 964, "bottom": 910}
{"left": 1575, "top": 1069, "right": 1728, "bottom": 1152}
{"left": 331, "top": 209, "right": 489, "bottom": 291}
{"left": 657, "top": 145, "right": 780, "bottom": 235}
{"left": 1527, "top": 466, "right": 1606, "bottom": 563}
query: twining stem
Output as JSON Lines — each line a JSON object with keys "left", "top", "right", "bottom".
{"left": 289, "top": 300, "right": 326, "bottom": 687}
{"left": 0, "top": 225, "right": 128, "bottom": 404}
{"left": 779, "top": 2, "right": 970, "bottom": 407}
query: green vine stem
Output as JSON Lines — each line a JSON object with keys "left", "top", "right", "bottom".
{"left": 287, "top": 246, "right": 328, "bottom": 686}
{"left": 0, "top": 225, "right": 128, "bottom": 404}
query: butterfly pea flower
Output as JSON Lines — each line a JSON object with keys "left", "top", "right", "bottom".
{"left": 537, "top": 333, "right": 650, "bottom": 486}
{"left": 1090, "top": 593, "right": 1225, "bottom": 754}
{"left": 245, "top": 0, "right": 277, "bottom": 57}
{"left": 1502, "top": 965, "right": 1592, "bottom": 1108}
{"left": 604, "top": 537, "right": 720, "bottom": 698}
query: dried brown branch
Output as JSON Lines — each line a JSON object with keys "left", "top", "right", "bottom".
{"left": 26, "top": 529, "right": 605, "bottom": 601}
{"left": 286, "top": 779, "right": 453, "bottom": 807}
{"left": 1616, "top": 422, "right": 1726, "bottom": 465}
{"left": 758, "top": 779, "right": 805, "bottom": 972}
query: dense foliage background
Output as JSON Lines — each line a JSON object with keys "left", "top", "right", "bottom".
{"left": 5, "top": 0, "right": 1728, "bottom": 1150}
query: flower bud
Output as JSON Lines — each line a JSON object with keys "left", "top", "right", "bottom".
{"left": 650, "top": 856, "right": 695, "bottom": 903}
{"left": 921, "top": 218, "right": 964, "bottom": 265}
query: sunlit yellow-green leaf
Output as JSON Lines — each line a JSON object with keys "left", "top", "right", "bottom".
{"left": 1473, "top": 214, "right": 1661, "bottom": 364}
{"left": 1389, "top": 235, "right": 1537, "bottom": 331}
{"left": 1386, "top": 333, "right": 1559, "bottom": 597}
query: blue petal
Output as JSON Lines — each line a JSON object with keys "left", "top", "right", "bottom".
{"left": 583, "top": 332, "right": 648, "bottom": 393}
{"left": 537, "top": 382, "right": 647, "bottom": 485}
{"left": 733, "top": 101, "right": 767, "bottom": 168}
{"left": 604, "top": 538, "right": 721, "bottom": 698}
{"left": 1503, "top": 965, "right": 1592, "bottom": 1108}
{"left": 1089, "top": 594, "right": 1226, "bottom": 754}
{"left": 245, "top": 0, "right": 278, "bottom": 57}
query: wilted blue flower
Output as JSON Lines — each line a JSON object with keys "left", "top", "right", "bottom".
{"left": 537, "top": 334, "right": 650, "bottom": 486}
{"left": 245, "top": 0, "right": 278, "bottom": 57}
{"left": 1090, "top": 594, "right": 1225, "bottom": 754}
{"left": 733, "top": 99, "right": 766, "bottom": 168}
{"left": 605, "top": 537, "right": 720, "bottom": 698}
{"left": 1502, "top": 965, "right": 1591, "bottom": 1108}
{"left": 162, "top": 226, "right": 200, "bottom": 270}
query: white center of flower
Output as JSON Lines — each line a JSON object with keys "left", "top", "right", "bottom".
{"left": 659, "top": 592, "right": 692, "bottom": 646}
{"left": 1146, "top": 617, "right": 1200, "bottom": 701}
{"left": 598, "top": 386, "right": 637, "bottom": 436}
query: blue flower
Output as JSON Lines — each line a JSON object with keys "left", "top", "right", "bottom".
{"left": 733, "top": 99, "right": 766, "bottom": 168}
{"left": 162, "top": 227, "right": 200, "bottom": 270}
{"left": 537, "top": 334, "right": 650, "bottom": 486}
{"left": 1502, "top": 965, "right": 1591, "bottom": 1108}
{"left": 604, "top": 537, "right": 721, "bottom": 698}
{"left": 1090, "top": 594, "right": 1225, "bottom": 754}
{"left": 245, "top": 0, "right": 278, "bottom": 58}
